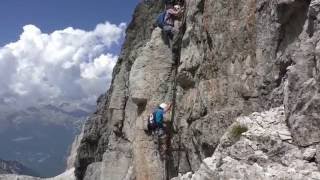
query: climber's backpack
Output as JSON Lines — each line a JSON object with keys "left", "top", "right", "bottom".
{"left": 147, "top": 112, "right": 157, "bottom": 131}
{"left": 156, "top": 11, "right": 167, "bottom": 29}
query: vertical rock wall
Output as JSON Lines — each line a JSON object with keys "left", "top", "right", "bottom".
{"left": 74, "top": 2, "right": 164, "bottom": 179}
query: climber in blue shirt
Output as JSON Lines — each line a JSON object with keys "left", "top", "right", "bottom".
{"left": 154, "top": 103, "right": 172, "bottom": 136}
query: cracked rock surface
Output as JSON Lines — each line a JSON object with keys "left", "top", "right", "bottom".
{"left": 172, "top": 107, "right": 320, "bottom": 180}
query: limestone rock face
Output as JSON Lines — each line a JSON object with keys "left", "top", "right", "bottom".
{"left": 172, "top": 107, "right": 320, "bottom": 180}
{"left": 73, "top": 0, "right": 320, "bottom": 180}
{"left": 283, "top": 0, "right": 320, "bottom": 147}
{"left": 67, "top": 129, "right": 84, "bottom": 170}
{"left": 74, "top": 2, "right": 165, "bottom": 180}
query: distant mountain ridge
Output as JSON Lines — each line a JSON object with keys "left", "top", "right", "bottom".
{"left": 0, "top": 158, "right": 38, "bottom": 176}
{"left": 0, "top": 103, "right": 92, "bottom": 177}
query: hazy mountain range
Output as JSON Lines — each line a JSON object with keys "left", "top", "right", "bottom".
{"left": 0, "top": 102, "right": 93, "bottom": 177}
{"left": 0, "top": 158, "right": 38, "bottom": 176}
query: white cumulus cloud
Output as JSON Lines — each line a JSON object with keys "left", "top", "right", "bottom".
{"left": 0, "top": 21, "right": 126, "bottom": 109}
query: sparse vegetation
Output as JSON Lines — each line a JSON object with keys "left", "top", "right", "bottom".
{"left": 230, "top": 124, "right": 248, "bottom": 139}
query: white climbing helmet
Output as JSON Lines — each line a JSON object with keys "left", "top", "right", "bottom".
{"left": 174, "top": 5, "right": 181, "bottom": 10}
{"left": 159, "top": 103, "right": 168, "bottom": 109}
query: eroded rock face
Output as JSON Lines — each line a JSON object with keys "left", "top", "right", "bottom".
{"left": 67, "top": 129, "right": 84, "bottom": 170}
{"left": 74, "top": 0, "right": 320, "bottom": 179}
{"left": 74, "top": 1, "right": 165, "bottom": 180}
{"left": 172, "top": 107, "right": 320, "bottom": 180}
{"left": 284, "top": 0, "right": 320, "bottom": 147}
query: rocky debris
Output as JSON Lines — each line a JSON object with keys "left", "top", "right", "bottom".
{"left": 303, "top": 148, "right": 317, "bottom": 162}
{"left": 172, "top": 107, "right": 320, "bottom": 180}
{"left": 278, "top": 129, "right": 292, "bottom": 141}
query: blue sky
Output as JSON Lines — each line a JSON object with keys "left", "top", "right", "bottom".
{"left": 0, "top": 1, "right": 143, "bottom": 176}
{"left": 0, "top": 0, "right": 139, "bottom": 47}
{"left": 0, "top": 0, "right": 143, "bottom": 110}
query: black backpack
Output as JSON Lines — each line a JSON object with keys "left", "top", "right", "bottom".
{"left": 147, "top": 111, "right": 157, "bottom": 131}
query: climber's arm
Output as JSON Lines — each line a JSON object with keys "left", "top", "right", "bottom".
{"left": 164, "top": 103, "right": 172, "bottom": 113}
{"left": 167, "top": 8, "right": 183, "bottom": 17}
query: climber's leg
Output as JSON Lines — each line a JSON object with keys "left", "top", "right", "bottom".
{"left": 171, "top": 29, "right": 181, "bottom": 55}
{"left": 163, "top": 25, "right": 175, "bottom": 46}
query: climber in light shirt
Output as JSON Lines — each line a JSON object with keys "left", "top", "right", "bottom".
{"left": 163, "top": 3, "right": 184, "bottom": 40}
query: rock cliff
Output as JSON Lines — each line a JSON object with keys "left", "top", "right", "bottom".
{"left": 73, "top": 0, "right": 320, "bottom": 180}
